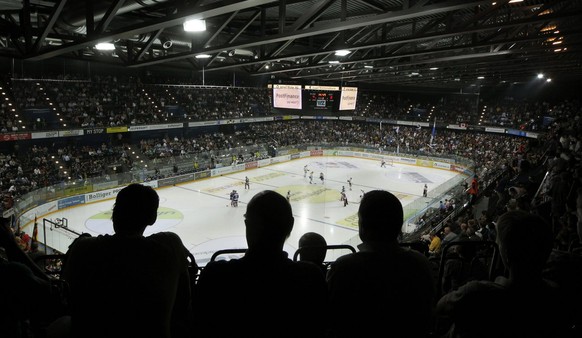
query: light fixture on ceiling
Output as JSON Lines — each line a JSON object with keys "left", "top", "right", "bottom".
{"left": 195, "top": 54, "right": 211, "bottom": 59}
{"left": 227, "top": 49, "right": 255, "bottom": 57}
{"left": 335, "top": 50, "right": 351, "bottom": 56}
{"left": 492, "top": 0, "right": 523, "bottom": 4}
{"left": 95, "top": 42, "right": 115, "bottom": 50}
{"left": 183, "top": 19, "right": 206, "bottom": 32}
{"left": 160, "top": 37, "right": 173, "bottom": 49}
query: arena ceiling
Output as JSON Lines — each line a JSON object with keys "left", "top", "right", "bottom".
{"left": 1, "top": 0, "right": 582, "bottom": 89}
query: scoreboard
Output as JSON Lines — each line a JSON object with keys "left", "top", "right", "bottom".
{"left": 270, "top": 84, "right": 357, "bottom": 113}
{"left": 306, "top": 91, "right": 336, "bottom": 110}
{"left": 304, "top": 85, "right": 338, "bottom": 112}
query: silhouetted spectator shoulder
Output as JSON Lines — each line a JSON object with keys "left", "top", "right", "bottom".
{"left": 196, "top": 190, "right": 328, "bottom": 338}
{"left": 0, "top": 217, "right": 58, "bottom": 338}
{"left": 436, "top": 210, "right": 572, "bottom": 338}
{"left": 62, "top": 183, "right": 193, "bottom": 338}
{"left": 326, "top": 190, "right": 435, "bottom": 338}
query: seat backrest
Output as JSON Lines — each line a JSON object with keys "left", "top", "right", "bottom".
{"left": 292, "top": 244, "right": 356, "bottom": 263}
{"left": 437, "top": 240, "right": 500, "bottom": 297}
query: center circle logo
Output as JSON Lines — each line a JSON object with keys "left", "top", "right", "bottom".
{"left": 85, "top": 206, "right": 184, "bottom": 235}
{"left": 276, "top": 185, "right": 340, "bottom": 203}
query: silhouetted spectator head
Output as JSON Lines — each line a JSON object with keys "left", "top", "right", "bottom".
{"left": 244, "top": 190, "right": 294, "bottom": 251}
{"left": 358, "top": 190, "right": 403, "bottom": 243}
{"left": 519, "top": 159, "right": 531, "bottom": 172}
{"left": 496, "top": 210, "right": 553, "bottom": 275}
{"left": 112, "top": 183, "right": 159, "bottom": 236}
{"left": 298, "top": 232, "right": 327, "bottom": 266}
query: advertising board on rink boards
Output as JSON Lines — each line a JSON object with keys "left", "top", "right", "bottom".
{"left": 336, "top": 150, "right": 354, "bottom": 157}
{"left": 398, "top": 157, "right": 417, "bottom": 165}
{"left": 258, "top": 158, "right": 271, "bottom": 167}
{"left": 432, "top": 161, "right": 452, "bottom": 170}
{"left": 270, "top": 155, "right": 291, "bottom": 164}
{"left": 58, "top": 195, "right": 86, "bottom": 209}
{"left": 26, "top": 200, "right": 58, "bottom": 222}
{"left": 245, "top": 161, "right": 258, "bottom": 170}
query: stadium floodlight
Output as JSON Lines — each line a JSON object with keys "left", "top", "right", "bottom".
{"left": 95, "top": 42, "right": 115, "bottom": 50}
{"left": 184, "top": 19, "right": 206, "bottom": 32}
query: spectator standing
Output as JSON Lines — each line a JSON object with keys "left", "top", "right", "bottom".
{"left": 195, "top": 190, "right": 328, "bottom": 338}
{"left": 327, "top": 190, "right": 435, "bottom": 338}
{"left": 62, "top": 183, "right": 194, "bottom": 338}
{"left": 468, "top": 175, "right": 479, "bottom": 205}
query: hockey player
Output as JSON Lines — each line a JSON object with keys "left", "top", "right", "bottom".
{"left": 341, "top": 192, "right": 348, "bottom": 207}
{"left": 233, "top": 190, "right": 239, "bottom": 207}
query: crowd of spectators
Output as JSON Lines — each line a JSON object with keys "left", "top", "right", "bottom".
{"left": 2, "top": 75, "right": 580, "bottom": 132}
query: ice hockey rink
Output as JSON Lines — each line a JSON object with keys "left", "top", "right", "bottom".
{"left": 35, "top": 156, "right": 462, "bottom": 266}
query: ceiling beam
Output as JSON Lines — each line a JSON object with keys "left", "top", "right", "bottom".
{"left": 129, "top": 0, "right": 498, "bottom": 67}
{"left": 25, "top": 0, "right": 279, "bottom": 61}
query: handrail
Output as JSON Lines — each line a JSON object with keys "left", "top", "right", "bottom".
{"left": 436, "top": 240, "right": 500, "bottom": 297}
{"left": 292, "top": 244, "right": 357, "bottom": 262}
{"left": 209, "top": 248, "right": 247, "bottom": 262}
{"left": 530, "top": 170, "right": 550, "bottom": 209}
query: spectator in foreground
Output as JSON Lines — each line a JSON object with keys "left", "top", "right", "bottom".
{"left": 0, "top": 218, "right": 59, "bottom": 338}
{"left": 298, "top": 231, "right": 328, "bottom": 274}
{"left": 195, "top": 190, "right": 328, "bottom": 338}
{"left": 62, "top": 183, "right": 194, "bottom": 338}
{"left": 436, "top": 210, "right": 571, "bottom": 338}
{"left": 326, "top": 190, "right": 436, "bottom": 338}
